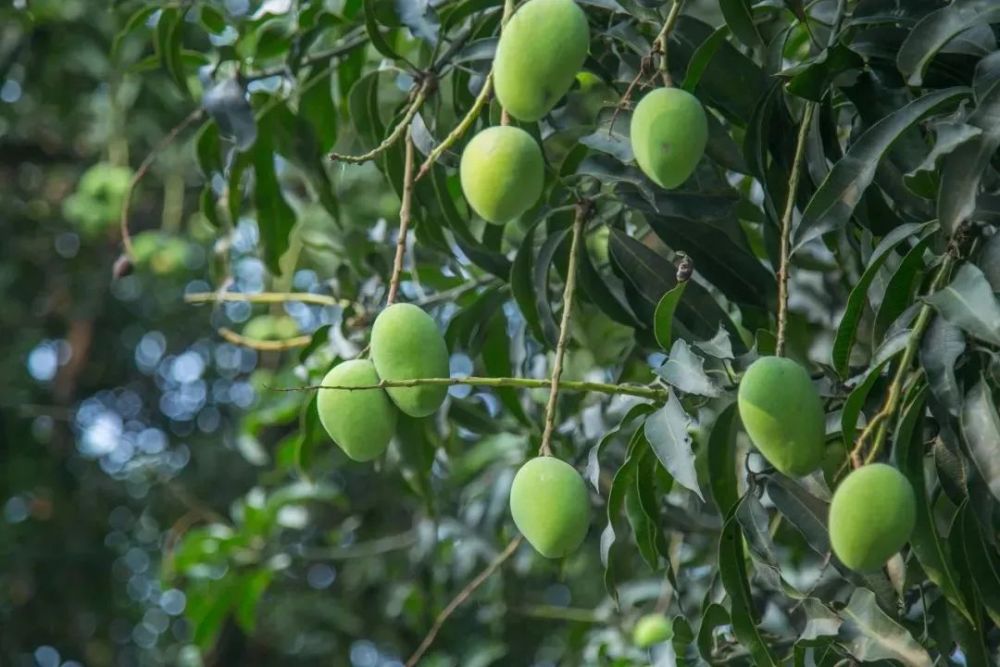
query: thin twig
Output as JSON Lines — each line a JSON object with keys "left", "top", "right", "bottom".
{"left": 185, "top": 291, "right": 355, "bottom": 309}
{"left": 386, "top": 128, "right": 416, "bottom": 305}
{"left": 655, "top": 0, "right": 686, "bottom": 86}
{"left": 271, "top": 375, "right": 667, "bottom": 401}
{"left": 298, "top": 530, "right": 418, "bottom": 561}
{"left": 119, "top": 108, "right": 204, "bottom": 257}
{"left": 415, "top": 74, "right": 492, "bottom": 181}
{"left": 775, "top": 102, "right": 815, "bottom": 357}
{"left": 331, "top": 80, "right": 430, "bottom": 164}
{"left": 539, "top": 202, "right": 589, "bottom": 456}
{"left": 218, "top": 327, "right": 312, "bottom": 351}
{"left": 405, "top": 536, "right": 522, "bottom": 667}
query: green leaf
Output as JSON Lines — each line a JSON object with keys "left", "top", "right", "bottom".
{"left": 792, "top": 87, "right": 968, "bottom": 252}
{"left": 681, "top": 25, "right": 730, "bottom": 93}
{"left": 601, "top": 427, "right": 646, "bottom": 602}
{"left": 960, "top": 376, "right": 1000, "bottom": 503}
{"left": 719, "top": 503, "right": 779, "bottom": 667}
{"left": 925, "top": 263, "right": 1000, "bottom": 346}
{"left": 720, "top": 0, "right": 762, "bottom": 49}
{"left": 112, "top": 5, "right": 158, "bottom": 62}
{"left": 897, "top": 0, "right": 1000, "bottom": 86}
{"left": 783, "top": 42, "right": 865, "bottom": 102}
{"left": 873, "top": 235, "right": 933, "bottom": 341}
{"left": 251, "top": 134, "right": 297, "bottom": 275}
{"left": 586, "top": 403, "right": 655, "bottom": 492}
{"left": 195, "top": 121, "right": 221, "bottom": 178}
{"left": 200, "top": 5, "right": 228, "bottom": 34}
{"left": 938, "top": 80, "right": 1000, "bottom": 235}
{"left": 655, "top": 338, "right": 720, "bottom": 397}
{"left": 653, "top": 281, "right": 686, "bottom": 350}
{"left": 155, "top": 7, "right": 189, "bottom": 96}
{"left": 481, "top": 308, "right": 531, "bottom": 426}
{"left": 919, "top": 316, "right": 965, "bottom": 416}
{"left": 894, "top": 383, "right": 973, "bottom": 623}
{"left": 363, "top": 0, "right": 407, "bottom": 64}
{"left": 707, "top": 402, "right": 739, "bottom": 516}
{"left": 838, "top": 588, "right": 932, "bottom": 667}
{"left": 696, "top": 603, "right": 731, "bottom": 663}
{"left": 840, "top": 358, "right": 890, "bottom": 451}
{"left": 831, "top": 221, "right": 932, "bottom": 377}
{"left": 958, "top": 506, "right": 1000, "bottom": 626}
{"left": 644, "top": 390, "right": 702, "bottom": 501}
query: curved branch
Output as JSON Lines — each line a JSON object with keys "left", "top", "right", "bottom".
{"left": 405, "top": 536, "right": 522, "bottom": 667}
{"left": 331, "top": 81, "right": 430, "bottom": 164}
{"left": 217, "top": 327, "right": 312, "bottom": 351}
{"left": 415, "top": 71, "right": 494, "bottom": 181}
{"left": 386, "top": 128, "right": 415, "bottom": 305}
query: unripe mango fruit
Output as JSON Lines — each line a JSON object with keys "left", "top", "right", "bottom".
{"left": 317, "top": 359, "right": 397, "bottom": 462}
{"left": 633, "top": 614, "right": 673, "bottom": 648}
{"left": 493, "top": 0, "right": 590, "bottom": 122}
{"left": 460, "top": 126, "right": 544, "bottom": 224}
{"left": 370, "top": 303, "right": 450, "bottom": 418}
{"left": 829, "top": 463, "right": 916, "bottom": 571}
{"left": 630, "top": 87, "right": 708, "bottom": 189}
{"left": 509, "top": 456, "right": 590, "bottom": 558}
{"left": 737, "top": 356, "right": 825, "bottom": 476}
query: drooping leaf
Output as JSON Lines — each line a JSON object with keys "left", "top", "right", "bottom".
{"left": 251, "top": 134, "right": 297, "bottom": 275}
{"left": 897, "top": 0, "right": 1000, "bottom": 86}
{"left": 840, "top": 358, "right": 890, "bottom": 451}
{"left": 653, "top": 282, "right": 687, "bottom": 350}
{"left": 719, "top": 504, "right": 779, "bottom": 667}
{"left": 919, "top": 316, "right": 965, "bottom": 416}
{"left": 792, "top": 87, "right": 968, "bottom": 251}
{"left": 925, "top": 262, "right": 1000, "bottom": 346}
{"left": 960, "top": 376, "right": 1000, "bottom": 503}
{"left": 644, "top": 390, "right": 704, "bottom": 501}
{"left": 719, "top": 0, "right": 762, "bottom": 49}
{"left": 707, "top": 402, "right": 739, "bottom": 516}
{"left": 938, "top": 80, "right": 1000, "bottom": 235}
{"left": 838, "top": 588, "right": 933, "bottom": 667}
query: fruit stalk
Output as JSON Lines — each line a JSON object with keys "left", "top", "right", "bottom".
{"left": 539, "top": 203, "right": 589, "bottom": 455}
{"left": 330, "top": 79, "right": 430, "bottom": 164}
{"left": 386, "top": 130, "right": 415, "bottom": 305}
{"left": 405, "top": 536, "right": 523, "bottom": 667}
{"left": 654, "top": 0, "right": 686, "bottom": 85}
{"left": 775, "top": 102, "right": 815, "bottom": 357}
{"left": 861, "top": 252, "right": 957, "bottom": 465}
{"left": 415, "top": 72, "right": 494, "bottom": 181}
{"left": 285, "top": 374, "right": 668, "bottom": 401}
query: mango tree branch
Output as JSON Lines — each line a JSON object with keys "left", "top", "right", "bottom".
{"left": 539, "top": 202, "right": 589, "bottom": 456}
{"left": 775, "top": 102, "right": 815, "bottom": 357}
{"left": 331, "top": 79, "right": 431, "bottom": 164}
{"left": 185, "top": 291, "right": 356, "bottom": 309}
{"left": 119, "top": 107, "right": 204, "bottom": 259}
{"left": 405, "top": 536, "right": 523, "bottom": 667}
{"left": 386, "top": 128, "right": 415, "bottom": 305}
{"left": 655, "top": 0, "right": 686, "bottom": 86}
{"left": 860, "top": 252, "right": 957, "bottom": 465}
{"left": 273, "top": 375, "right": 667, "bottom": 401}
{"left": 217, "top": 327, "right": 312, "bottom": 351}
{"left": 245, "top": 28, "right": 367, "bottom": 82}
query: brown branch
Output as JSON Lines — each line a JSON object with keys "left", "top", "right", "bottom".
{"left": 775, "top": 102, "right": 815, "bottom": 357}
{"left": 386, "top": 128, "right": 415, "bottom": 305}
{"left": 217, "top": 327, "right": 312, "bottom": 351}
{"left": 405, "top": 536, "right": 523, "bottom": 667}
{"left": 119, "top": 108, "right": 204, "bottom": 258}
{"left": 185, "top": 291, "right": 355, "bottom": 309}
{"left": 539, "top": 202, "right": 589, "bottom": 456}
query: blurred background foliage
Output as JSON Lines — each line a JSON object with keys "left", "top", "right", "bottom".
{"left": 5, "top": 0, "right": 1000, "bottom": 666}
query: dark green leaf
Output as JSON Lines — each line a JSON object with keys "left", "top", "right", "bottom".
{"left": 696, "top": 603, "right": 731, "bottom": 663}
{"left": 840, "top": 358, "right": 890, "bottom": 451}
{"left": 655, "top": 338, "right": 720, "bottom": 397}
{"left": 252, "top": 134, "right": 297, "bottom": 275}
{"left": 919, "top": 316, "right": 965, "bottom": 416}
{"left": 960, "top": 376, "right": 1000, "bottom": 502}
{"left": 653, "top": 281, "right": 687, "bottom": 350}
{"left": 707, "top": 403, "right": 739, "bottom": 516}
{"left": 897, "top": 0, "right": 1000, "bottom": 86}
{"left": 720, "top": 0, "right": 762, "bottom": 49}
{"left": 838, "top": 588, "right": 932, "bottom": 666}
{"left": 793, "top": 87, "right": 968, "bottom": 251}
{"left": 925, "top": 263, "right": 1000, "bottom": 346}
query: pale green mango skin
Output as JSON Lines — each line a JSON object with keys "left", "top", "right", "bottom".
{"left": 630, "top": 87, "right": 708, "bottom": 189}
{"left": 460, "top": 126, "right": 544, "bottom": 224}
{"left": 737, "top": 356, "right": 825, "bottom": 477}
{"left": 632, "top": 614, "right": 673, "bottom": 648}
{"left": 370, "top": 303, "right": 450, "bottom": 417}
{"left": 829, "top": 463, "right": 916, "bottom": 571}
{"left": 493, "top": 0, "right": 590, "bottom": 122}
{"left": 317, "top": 359, "right": 397, "bottom": 462}
{"left": 509, "top": 456, "right": 590, "bottom": 558}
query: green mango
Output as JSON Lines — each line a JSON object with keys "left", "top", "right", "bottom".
{"left": 493, "top": 0, "right": 590, "bottom": 122}
{"left": 370, "top": 303, "right": 450, "bottom": 417}
{"left": 630, "top": 87, "right": 708, "bottom": 189}
{"left": 509, "top": 456, "right": 590, "bottom": 558}
{"left": 632, "top": 614, "right": 673, "bottom": 648}
{"left": 316, "top": 359, "right": 397, "bottom": 462}
{"left": 460, "top": 126, "right": 544, "bottom": 224}
{"left": 737, "top": 356, "right": 825, "bottom": 476}
{"left": 829, "top": 463, "right": 916, "bottom": 571}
